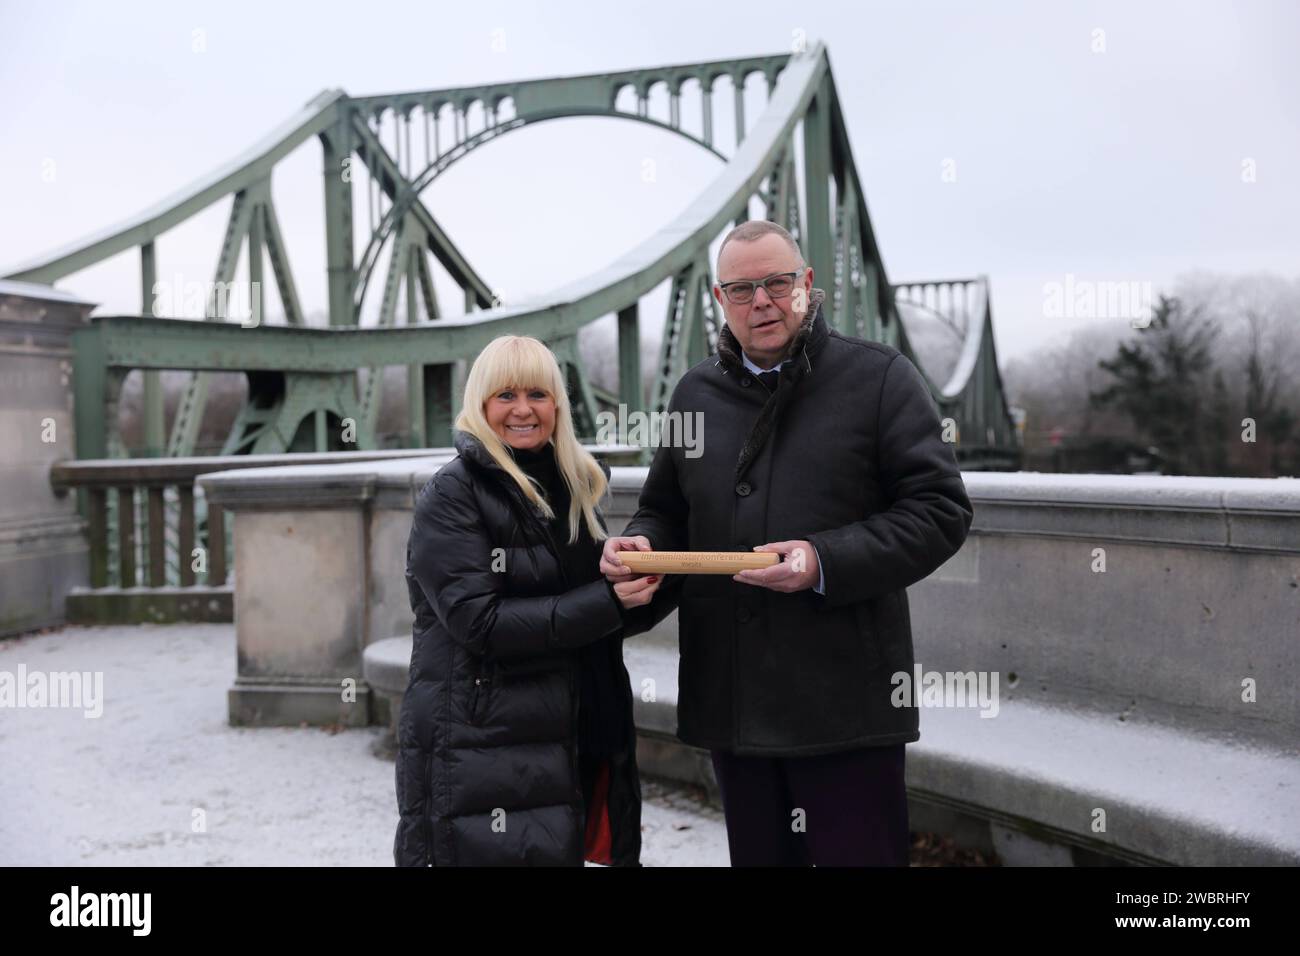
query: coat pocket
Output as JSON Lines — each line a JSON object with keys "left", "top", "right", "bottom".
{"left": 468, "top": 663, "right": 494, "bottom": 726}
{"left": 853, "top": 601, "right": 883, "bottom": 672}
{"left": 870, "top": 591, "right": 911, "bottom": 673}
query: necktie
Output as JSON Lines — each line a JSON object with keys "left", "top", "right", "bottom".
{"left": 756, "top": 369, "right": 780, "bottom": 392}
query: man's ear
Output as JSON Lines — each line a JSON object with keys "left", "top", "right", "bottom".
{"left": 795, "top": 269, "right": 814, "bottom": 317}
{"left": 712, "top": 283, "right": 723, "bottom": 306}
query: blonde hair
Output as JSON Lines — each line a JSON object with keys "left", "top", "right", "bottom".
{"left": 455, "top": 335, "right": 609, "bottom": 545}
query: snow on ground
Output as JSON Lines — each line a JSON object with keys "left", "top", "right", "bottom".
{"left": 0, "top": 623, "right": 728, "bottom": 866}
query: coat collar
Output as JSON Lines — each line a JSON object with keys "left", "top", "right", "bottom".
{"left": 452, "top": 429, "right": 610, "bottom": 500}
{"left": 714, "top": 286, "right": 830, "bottom": 378}
{"left": 454, "top": 427, "right": 508, "bottom": 474}
{"left": 714, "top": 287, "right": 832, "bottom": 483}
{"left": 453, "top": 429, "right": 539, "bottom": 514}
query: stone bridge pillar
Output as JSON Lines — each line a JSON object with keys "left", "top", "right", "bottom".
{"left": 0, "top": 280, "right": 95, "bottom": 637}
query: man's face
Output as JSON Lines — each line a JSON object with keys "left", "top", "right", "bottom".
{"left": 712, "top": 233, "right": 814, "bottom": 368}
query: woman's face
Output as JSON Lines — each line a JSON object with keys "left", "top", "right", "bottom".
{"left": 485, "top": 384, "right": 557, "bottom": 451}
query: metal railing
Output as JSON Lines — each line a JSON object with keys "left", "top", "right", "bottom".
{"left": 49, "top": 449, "right": 453, "bottom": 597}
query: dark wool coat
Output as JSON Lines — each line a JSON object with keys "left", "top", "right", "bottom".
{"left": 393, "top": 430, "right": 671, "bottom": 866}
{"left": 622, "top": 287, "right": 974, "bottom": 756}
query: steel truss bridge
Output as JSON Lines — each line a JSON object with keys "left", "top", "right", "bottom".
{"left": 5, "top": 43, "right": 1020, "bottom": 470}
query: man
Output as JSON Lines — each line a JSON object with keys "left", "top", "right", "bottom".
{"left": 601, "top": 220, "right": 973, "bottom": 866}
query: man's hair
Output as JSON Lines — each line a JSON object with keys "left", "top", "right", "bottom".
{"left": 716, "top": 220, "right": 806, "bottom": 277}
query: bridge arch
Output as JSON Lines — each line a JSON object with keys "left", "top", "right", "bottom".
{"left": 351, "top": 106, "right": 730, "bottom": 315}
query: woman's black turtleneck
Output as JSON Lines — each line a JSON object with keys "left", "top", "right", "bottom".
{"left": 508, "top": 441, "right": 589, "bottom": 591}
{"left": 506, "top": 440, "right": 629, "bottom": 761}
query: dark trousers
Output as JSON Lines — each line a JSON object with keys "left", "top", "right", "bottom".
{"left": 708, "top": 743, "right": 909, "bottom": 866}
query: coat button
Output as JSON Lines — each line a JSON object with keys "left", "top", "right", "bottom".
{"left": 735, "top": 481, "right": 751, "bottom": 496}
{"left": 737, "top": 606, "right": 752, "bottom": 623}
{"left": 740, "top": 375, "right": 752, "bottom": 387}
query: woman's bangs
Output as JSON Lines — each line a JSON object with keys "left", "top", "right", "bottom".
{"left": 486, "top": 345, "right": 558, "bottom": 400}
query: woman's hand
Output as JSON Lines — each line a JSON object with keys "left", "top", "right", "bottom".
{"left": 611, "top": 573, "right": 661, "bottom": 610}
{"left": 600, "top": 534, "right": 653, "bottom": 581}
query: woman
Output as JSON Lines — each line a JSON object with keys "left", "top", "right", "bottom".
{"left": 393, "top": 335, "right": 672, "bottom": 866}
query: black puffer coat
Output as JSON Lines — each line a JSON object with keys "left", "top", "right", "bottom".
{"left": 394, "top": 429, "right": 670, "bottom": 866}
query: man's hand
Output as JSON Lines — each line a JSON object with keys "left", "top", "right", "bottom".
{"left": 601, "top": 535, "right": 653, "bottom": 581}
{"left": 732, "top": 540, "right": 820, "bottom": 593}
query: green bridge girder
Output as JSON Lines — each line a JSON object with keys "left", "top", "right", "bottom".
{"left": 4, "top": 43, "right": 1021, "bottom": 469}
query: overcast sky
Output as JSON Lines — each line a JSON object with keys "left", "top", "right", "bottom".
{"left": 1, "top": 0, "right": 1296, "bottom": 363}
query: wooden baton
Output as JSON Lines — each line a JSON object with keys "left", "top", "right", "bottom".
{"left": 615, "top": 550, "right": 780, "bottom": 575}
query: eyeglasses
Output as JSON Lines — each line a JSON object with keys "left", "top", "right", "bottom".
{"left": 717, "top": 269, "right": 805, "bottom": 306}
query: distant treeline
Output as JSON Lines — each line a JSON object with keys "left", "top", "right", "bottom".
{"left": 1004, "top": 272, "right": 1299, "bottom": 477}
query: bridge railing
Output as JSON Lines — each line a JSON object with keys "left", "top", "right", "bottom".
{"left": 893, "top": 277, "right": 1022, "bottom": 469}
{"left": 48, "top": 448, "right": 457, "bottom": 624}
